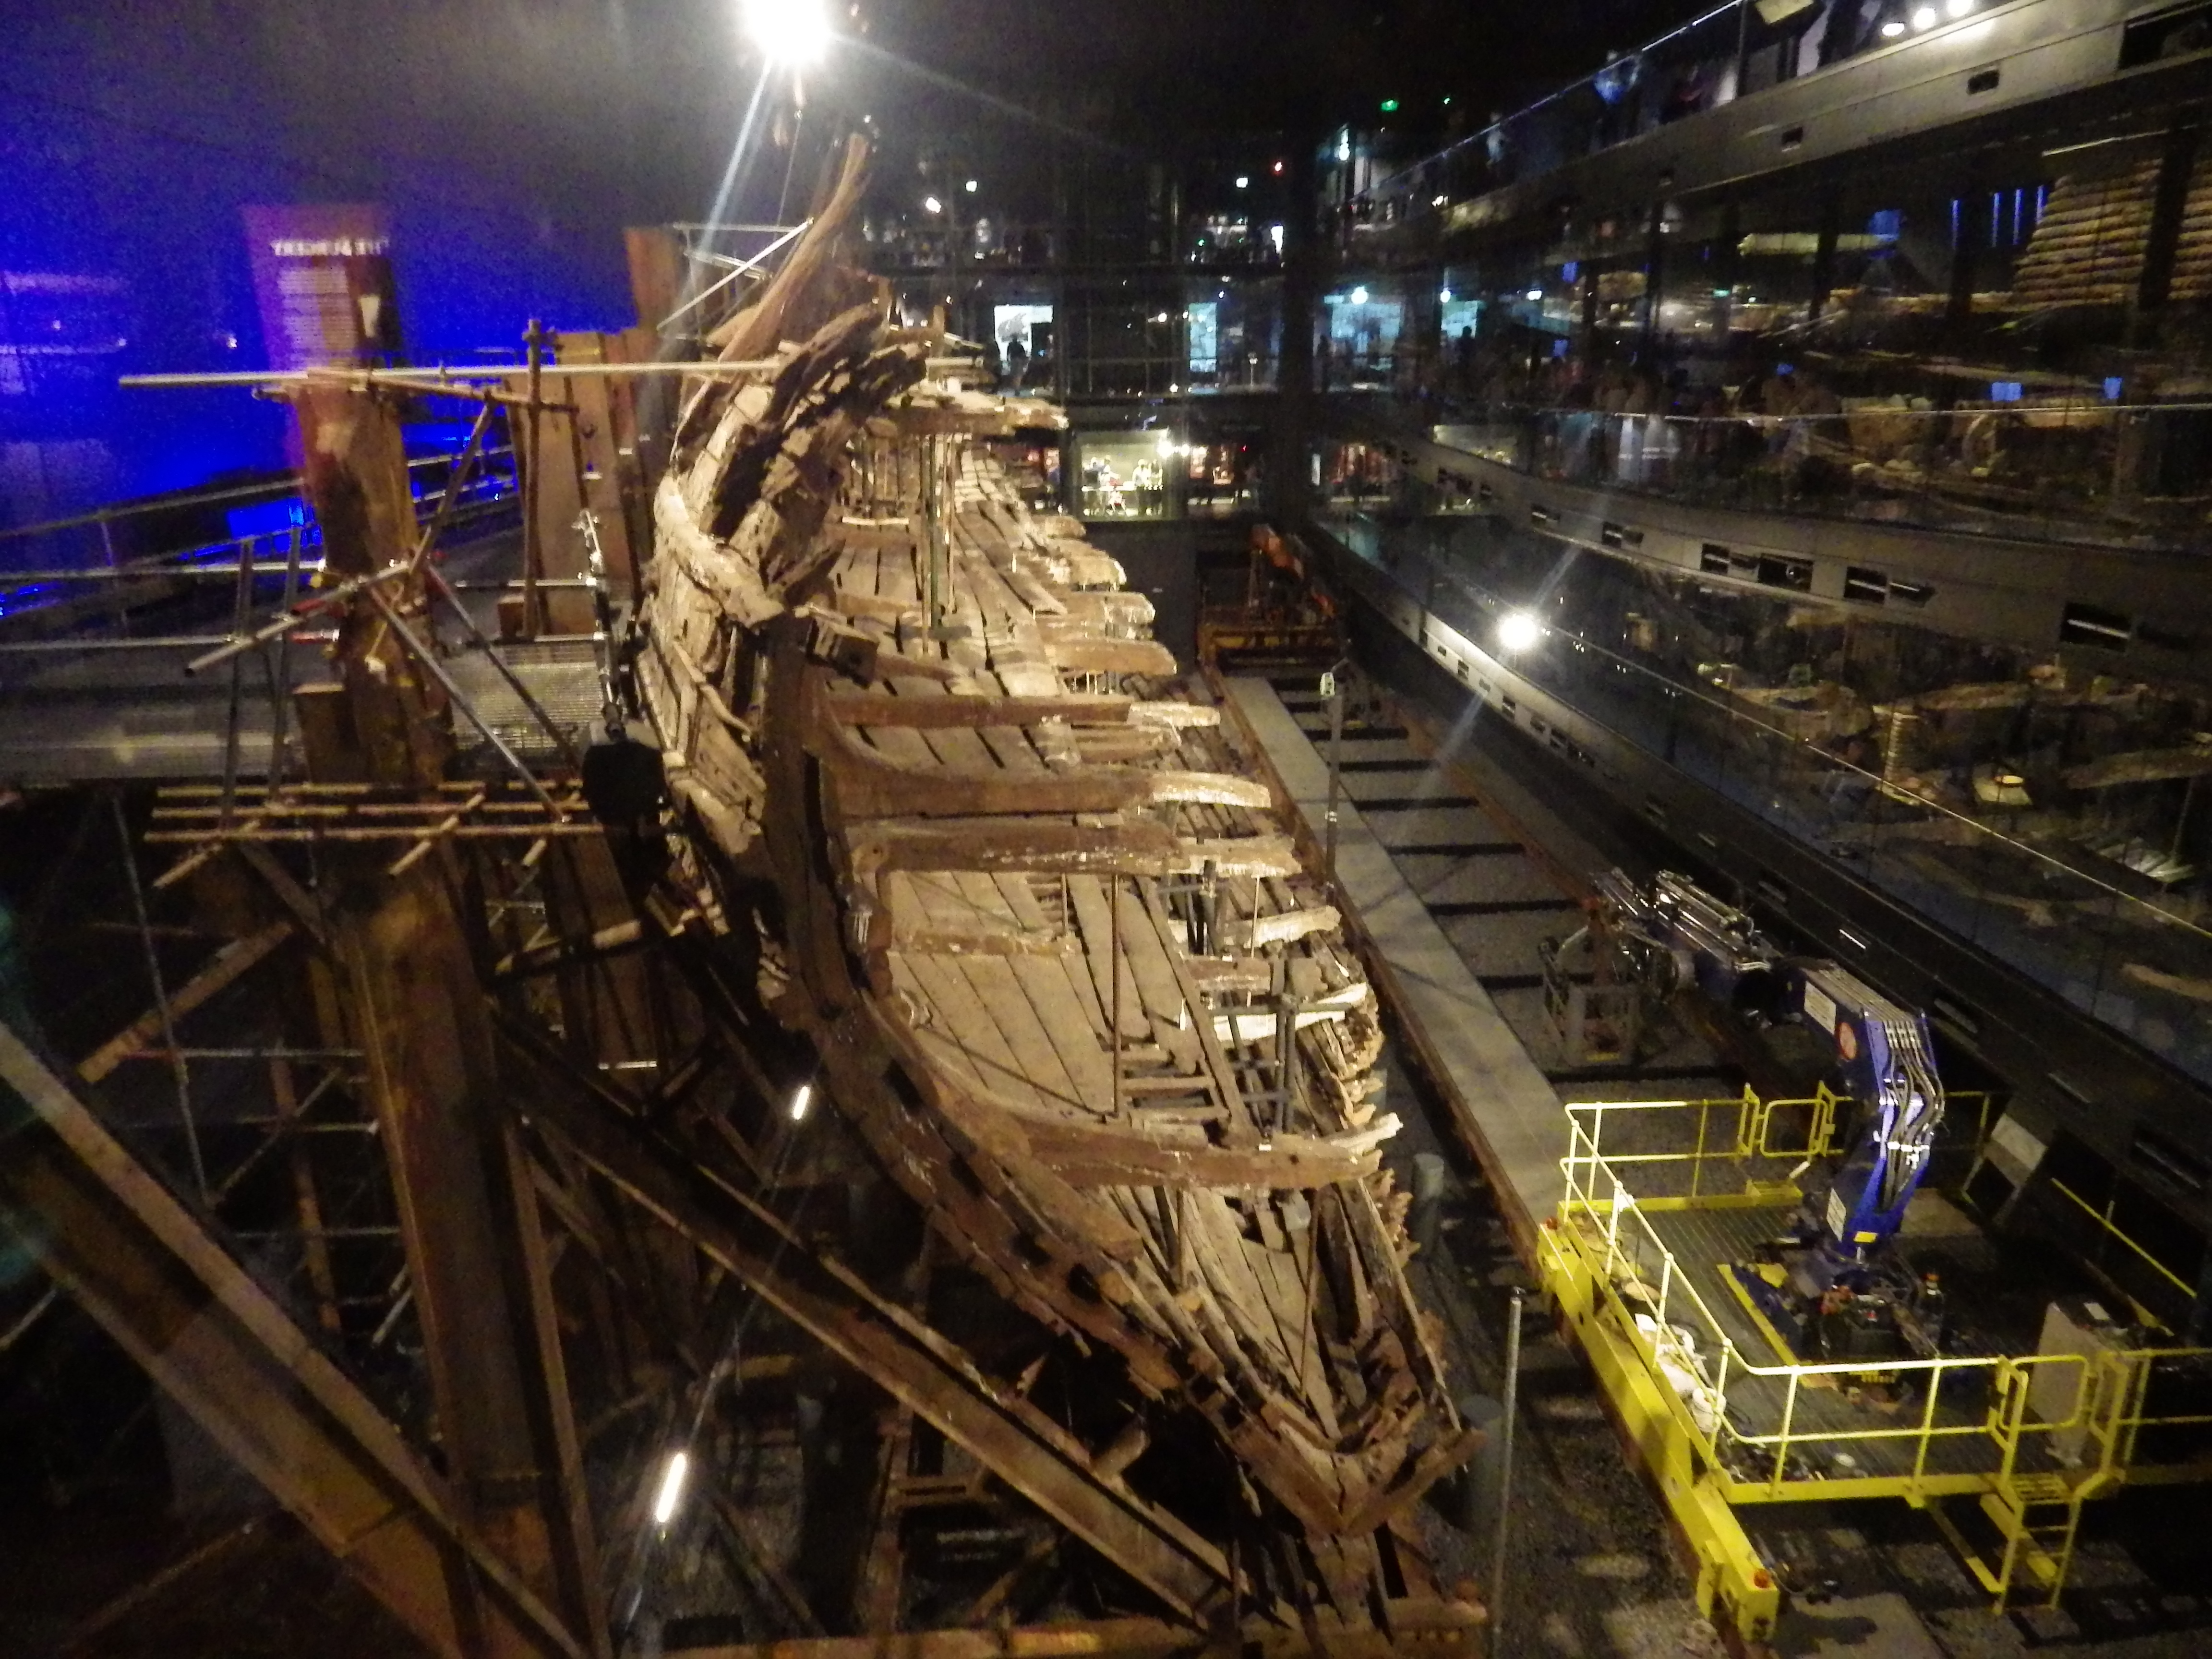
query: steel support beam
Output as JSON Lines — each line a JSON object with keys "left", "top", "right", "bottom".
{"left": 0, "top": 1019, "right": 586, "bottom": 1659}
{"left": 497, "top": 1020, "right": 1233, "bottom": 1625}
{"left": 334, "top": 871, "right": 610, "bottom": 1655}
{"left": 661, "top": 1603, "right": 1485, "bottom": 1659}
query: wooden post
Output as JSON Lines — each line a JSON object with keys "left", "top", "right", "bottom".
{"left": 1110, "top": 873, "right": 1124, "bottom": 1119}
{"left": 524, "top": 317, "right": 547, "bottom": 637}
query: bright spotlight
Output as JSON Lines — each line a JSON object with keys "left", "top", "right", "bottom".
{"left": 789, "top": 1082, "right": 813, "bottom": 1122}
{"left": 1440, "top": 287, "right": 1454, "bottom": 302}
{"left": 1496, "top": 610, "right": 1543, "bottom": 653}
{"left": 1880, "top": 17, "right": 1906, "bottom": 34}
{"left": 1525, "top": 287, "right": 1544, "bottom": 302}
{"left": 1155, "top": 432, "right": 1176, "bottom": 457}
{"left": 1235, "top": 175, "right": 1250, "bottom": 189}
{"left": 651, "top": 1451, "right": 690, "bottom": 1526}
{"left": 743, "top": 0, "right": 831, "bottom": 66}
{"left": 964, "top": 178, "right": 979, "bottom": 193}
{"left": 1350, "top": 285, "right": 1370, "bottom": 304}
{"left": 1944, "top": 0, "right": 1974, "bottom": 12}
{"left": 922, "top": 195, "right": 943, "bottom": 214}
{"left": 1911, "top": 3, "right": 1936, "bottom": 25}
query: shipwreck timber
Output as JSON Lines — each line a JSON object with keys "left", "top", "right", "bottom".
{"left": 635, "top": 138, "right": 1476, "bottom": 1593}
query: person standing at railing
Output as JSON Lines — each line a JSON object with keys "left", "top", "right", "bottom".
{"left": 1593, "top": 51, "right": 1643, "bottom": 152}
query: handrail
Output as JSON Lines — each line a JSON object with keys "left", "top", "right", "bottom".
{"left": 0, "top": 446, "right": 515, "bottom": 548}
{"left": 1322, "top": 511, "right": 2212, "bottom": 953}
{"left": 1548, "top": 1106, "right": 2212, "bottom": 1504}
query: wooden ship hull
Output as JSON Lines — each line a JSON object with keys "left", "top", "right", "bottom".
{"left": 634, "top": 144, "right": 1472, "bottom": 1564}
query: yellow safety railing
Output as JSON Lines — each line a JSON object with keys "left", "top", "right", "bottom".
{"left": 1546, "top": 1093, "right": 2212, "bottom": 1610}
{"left": 2046, "top": 1175, "right": 2200, "bottom": 1307}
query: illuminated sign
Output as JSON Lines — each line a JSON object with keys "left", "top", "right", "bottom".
{"left": 241, "top": 204, "right": 402, "bottom": 372}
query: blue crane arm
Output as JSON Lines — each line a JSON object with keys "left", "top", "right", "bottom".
{"left": 1593, "top": 870, "right": 1946, "bottom": 1257}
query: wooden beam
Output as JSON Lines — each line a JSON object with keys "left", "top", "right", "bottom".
{"left": 0, "top": 1022, "right": 588, "bottom": 1659}
{"left": 1044, "top": 638, "right": 1179, "bottom": 677}
{"left": 665, "top": 1601, "right": 1484, "bottom": 1659}
{"left": 827, "top": 743, "right": 1270, "bottom": 821}
{"left": 853, "top": 824, "right": 1298, "bottom": 880}
{"left": 76, "top": 921, "right": 295, "bottom": 1084}
{"left": 826, "top": 693, "right": 1137, "bottom": 729}
{"left": 497, "top": 1020, "right": 1232, "bottom": 1623}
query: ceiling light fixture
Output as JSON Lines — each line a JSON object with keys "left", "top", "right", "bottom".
{"left": 1496, "top": 611, "right": 1543, "bottom": 653}
{"left": 741, "top": 0, "right": 830, "bottom": 65}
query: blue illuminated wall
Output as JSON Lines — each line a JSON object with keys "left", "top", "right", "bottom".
{"left": 0, "top": 0, "right": 752, "bottom": 531}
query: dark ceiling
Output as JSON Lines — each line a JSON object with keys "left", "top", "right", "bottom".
{"left": 848, "top": 0, "right": 1709, "bottom": 138}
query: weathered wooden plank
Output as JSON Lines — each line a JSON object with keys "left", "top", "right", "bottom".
{"left": 852, "top": 823, "right": 1300, "bottom": 879}
{"left": 953, "top": 954, "right": 1087, "bottom": 1114}
{"left": 826, "top": 693, "right": 1134, "bottom": 728}
{"left": 890, "top": 950, "right": 1051, "bottom": 1113}
{"left": 1046, "top": 637, "right": 1179, "bottom": 677}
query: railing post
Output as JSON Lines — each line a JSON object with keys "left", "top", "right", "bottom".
{"left": 1909, "top": 1361, "right": 1945, "bottom": 1489}
{"left": 1604, "top": 1178, "right": 1625, "bottom": 1278}
{"left": 1773, "top": 1371, "right": 1801, "bottom": 1492}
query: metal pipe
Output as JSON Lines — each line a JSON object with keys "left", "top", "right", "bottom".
{"left": 405, "top": 397, "right": 497, "bottom": 577}
{"left": 266, "top": 528, "right": 303, "bottom": 785}
{"left": 118, "top": 361, "right": 783, "bottom": 389}
{"left": 1490, "top": 1287, "right": 1524, "bottom": 1650}
{"left": 659, "top": 219, "right": 812, "bottom": 330}
{"left": 109, "top": 794, "right": 211, "bottom": 1205}
{"left": 670, "top": 221, "right": 805, "bottom": 234}
{"left": 0, "top": 563, "right": 321, "bottom": 583}
{"left": 218, "top": 527, "right": 266, "bottom": 823}
{"left": 144, "top": 824, "right": 601, "bottom": 845}
{"left": 363, "top": 586, "right": 565, "bottom": 817}
{"left": 1324, "top": 661, "right": 1347, "bottom": 881}
{"left": 424, "top": 570, "right": 585, "bottom": 770}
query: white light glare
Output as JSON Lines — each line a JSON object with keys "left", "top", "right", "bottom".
{"left": 1910, "top": 4, "right": 1937, "bottom": 26}
{"left": 651, "top": 1451, "right": 690, "bottom": 1526}
{"left": 964, "top": 178, "right": 979, "bottom": 192}
{"left": 1525, "top": 287, "right": 1544, "bottom": 302}
{"left": 789, "top": 1082, "right": 813, "bottom": 1122}
{"left": 1496, "top": 610, "right": 1543, "bottom": 653}
{"left": 1235, "top": 175, "right": 1250, "bottom": 189}
{"left": 923, "top": 195, "right": 943, "bottom": 214}
{"left": 1432, "top": 194, "right": 1448, "bottom": 207}
{"left": 1440, "top": 287, "right": 1454, "bottom": 302}
{"left": 1945, "top": 0, "right": 1974, "bottom": 12}
{"left": 1880, "top": 17, "right": 1906, "bottom": 34}
{"left": 1155, "top": 432, "right": 1176, "bottom": 457}
{"left": 743, "top": 0, "right": 831, "bottom": 66}
{"left": 1350, "top": 285, "right": 1370, "bottom": 304}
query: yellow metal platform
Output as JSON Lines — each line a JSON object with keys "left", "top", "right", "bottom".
{"left": 1537, "top": 1091, "right": 2212, "bottom": 1646}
